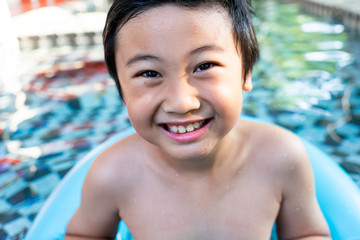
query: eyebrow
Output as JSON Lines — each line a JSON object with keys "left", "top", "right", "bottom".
{"left": 125, "top": 45, "right": 224, "bottom": 67}
{"left": 126, "top": 55, "right": 161, "bottom": 67}
{"left": 190, "top": 45, "right": 225, "bottom": 56}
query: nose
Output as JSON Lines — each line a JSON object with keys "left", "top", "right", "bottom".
{"left": 162, "top": 78, "right": 200, "bottom": 114}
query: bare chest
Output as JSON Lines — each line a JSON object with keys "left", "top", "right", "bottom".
{"left": 119, "top": 177, "right": 280, "bottom": 240}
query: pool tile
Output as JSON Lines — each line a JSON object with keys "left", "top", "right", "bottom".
{"left": 18, "top": 200, "right": 44, "bottom": 217}
{"left": 276, "top": 113, "right": 310, "bottom": 129}
{"left": 297, "top": 127, "right": 327, "bottom": 142}
{"left": 325, "top": 133, "right": 343, "bottom": 146}
{"left": 0, "top": 172, "right": 18, "bottom": 189}
{"left": 42, "top": 152, "right": 72, "bottom": 166}
{"left": 349, "top": 113, "right": 360, "bottom": 125}
{"left": 36, "top": 152, "right": 64, "bottom": 163}
{"left": 0, "top": 179, "right": 27, "bottom": 200}
{"left": 7, "top": 187, "right": 35, "bottom": 205}
{"left": 340, "top": 161, "right": 360, "bottom": 174}
{"left": 0, "top": 229, "right": 7, "bottom": 239}
{"left": 315, "top": 118, "right": 333, "bottom": 127}
{"left": 334, "top": 122, "right": 360, "bottom": 137}
{"left": 58, "top": 167, "right": 74, "bottom": 178}
{"left": 349, "top": 174, "right": 360, "bottom": 188}
{"left": 347, "top": 154, "right": 360, "bottom": 165}
{"left": 20, "top": 137, "right": 44, "bottom": 148}
{"left": 332, "top": 150, "right": 348, "bottom": 158}
{"left": 3, "top": 217, "right": 31, "bottom": 239}
{"left": 0, "top": 213, "right": 21, "bottom": 225}
{"left": 0, "top": 200, "right": 12, "bottom": 213}
{"left": 340, "top": 139, "right": 360, "bottom": 152}
{"left": 29, "top": 173, "right": 60, "bottom": 198}
{"left": 49, "top": 160, "right": 76, "bottom": 172}
{"left": 24, "top": 167, "right": 51, "bottom": 182}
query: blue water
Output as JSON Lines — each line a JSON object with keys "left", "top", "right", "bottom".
{"left": 0, "top": 0, "right": 359, "bottom": 239}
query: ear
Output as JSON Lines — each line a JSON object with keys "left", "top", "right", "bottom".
{"left": 242, "top": 72, "right": 253, "bottom": 92}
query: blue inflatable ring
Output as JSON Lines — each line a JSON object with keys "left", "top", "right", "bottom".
{"left": 25, "top": 117, "right": 360, "bottom": 239}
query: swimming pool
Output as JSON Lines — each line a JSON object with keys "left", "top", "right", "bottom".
{"left": 250, "top": 0, "right": 360, "bottom": 184}
{"left": 0, "top": 0, "right": 359, "bottom": 238}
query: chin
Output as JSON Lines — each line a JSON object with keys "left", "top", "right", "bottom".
{"left": 164, "top": 142, "right": 218, "bottom": 162}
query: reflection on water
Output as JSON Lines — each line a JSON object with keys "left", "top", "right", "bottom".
{"left": 316, "top": 40, "right": 344, "bottom": 50}
{"left": 304, "top": 51, "right": 352, "bottom": 62}
{"left": 301, "top": 22, "right": 345, "bottom": 34}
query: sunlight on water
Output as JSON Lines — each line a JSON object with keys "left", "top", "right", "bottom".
{"left": 301, "top": 22, "right": 345, "bottom": 34}
{"left": 304, "top": 51, "right": 352, "bottom": 62}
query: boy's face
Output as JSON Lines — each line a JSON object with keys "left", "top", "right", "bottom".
{"left": 115, "top": 4, "right": 252, "bottom": 161}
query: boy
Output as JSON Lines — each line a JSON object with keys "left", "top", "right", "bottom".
{"left": 65, "top": 0, "right": 331, "bottom": 239}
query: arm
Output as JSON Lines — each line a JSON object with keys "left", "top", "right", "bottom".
{"left": 275, "top": 134, "right": 331, "bottom": 240}
{"left": 65, "top": 154, "right": 121, "bottom": 240}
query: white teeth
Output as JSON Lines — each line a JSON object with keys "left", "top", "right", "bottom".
{"left": 186, "top": 124, "right": 194, "bottom": 132}
{"left": 178, "top": 126, "right": 186, "bottom": 133}
{"left": 167, "top": 120, "right": 205, "bottom": 134}
{"left": 170, "top": 126, "right": 178, "bottom": 133}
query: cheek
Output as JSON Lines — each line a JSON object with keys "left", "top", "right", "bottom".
{"left": 209, "top": 79, "right": 243, "bottom": 108}
{"left": 209, "top": 81, "right": 244, "bottom": 127}
{"left": 126, "top": 92, "right": 160, "bottom": 128}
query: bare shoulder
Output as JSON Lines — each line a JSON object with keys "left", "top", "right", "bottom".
{"left": 79, "top": 132, "right": 148, "bottom": 216}
{"left": 66, "top": 133, "right": 146, "bottom": 237}
{"left": 238, "top": 119, "right": 330, "bottom": 238}
{"left": 237, "top": 118, "right": 310, "bottom": 177}
{"left": 239, "top": 118, "right": 306, "bottom": 156}
{"left": 87, "top": 133, "right": 146, "bottom": 195}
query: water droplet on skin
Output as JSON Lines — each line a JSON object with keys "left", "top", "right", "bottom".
{"left": 134, "top": 198, "right": 137, "bottom": 203}
{"left": 226, "top": 185, "right": 230, "bottom": 190}
{"left": 175, "top": 173, "right": 179, "bottom": 177}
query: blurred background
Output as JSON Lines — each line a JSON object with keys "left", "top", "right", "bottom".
{"left": 0, "top": 0, "right": 359, "bottom": 239}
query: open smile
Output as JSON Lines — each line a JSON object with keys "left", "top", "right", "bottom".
{"left": 160, "top": 118, "right": 213, "bottom": 142}
{"left": 163, "top": 119, "right": 209, "bottom": 134}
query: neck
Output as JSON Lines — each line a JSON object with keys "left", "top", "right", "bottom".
{"left": 147, "top": 128, "right": 244, "bottom": 180}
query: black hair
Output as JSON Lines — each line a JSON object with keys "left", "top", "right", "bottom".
{"left": 103, "top": 0, "right": 259, "bottom": 100}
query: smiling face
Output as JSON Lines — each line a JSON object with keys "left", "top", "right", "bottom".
{"left": 115, "top": 4, "right": 252, "bottom": 161}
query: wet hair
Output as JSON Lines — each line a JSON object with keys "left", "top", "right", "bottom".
{"left": 103, "top": 0, "right": 260, "bottom": 100}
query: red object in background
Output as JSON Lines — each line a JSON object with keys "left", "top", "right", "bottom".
{"left": 0, "top": 156, "right": 21, "bottom": 165}
{"left": 10, "top": 0, "right": 68, "bottom": 16}
{"left": 39, "top": 0, "right": 48, "bottom": 7}
{"left": 20, "top": 0, "right": 31, "bottom": 13}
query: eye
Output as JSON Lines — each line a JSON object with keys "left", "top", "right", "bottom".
{"left": 137, "top": 70, "right": 161, "bottom": 78}
{"left": 194, "top": 62, "right": 216, "bottom": 72}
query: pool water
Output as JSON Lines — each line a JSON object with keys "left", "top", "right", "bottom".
{"left": 250, "top": 0, "right": 360, "bottom": 180}
{"left": 0, "top": 0, "right": 359, "bottom": 239}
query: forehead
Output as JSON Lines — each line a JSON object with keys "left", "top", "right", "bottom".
{"left": 116, "top": 4, "right": 233, "bottom": 46}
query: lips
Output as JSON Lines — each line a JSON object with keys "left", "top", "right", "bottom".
{"left": 160, "top": 119, "right": 212, "bottom": 142}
